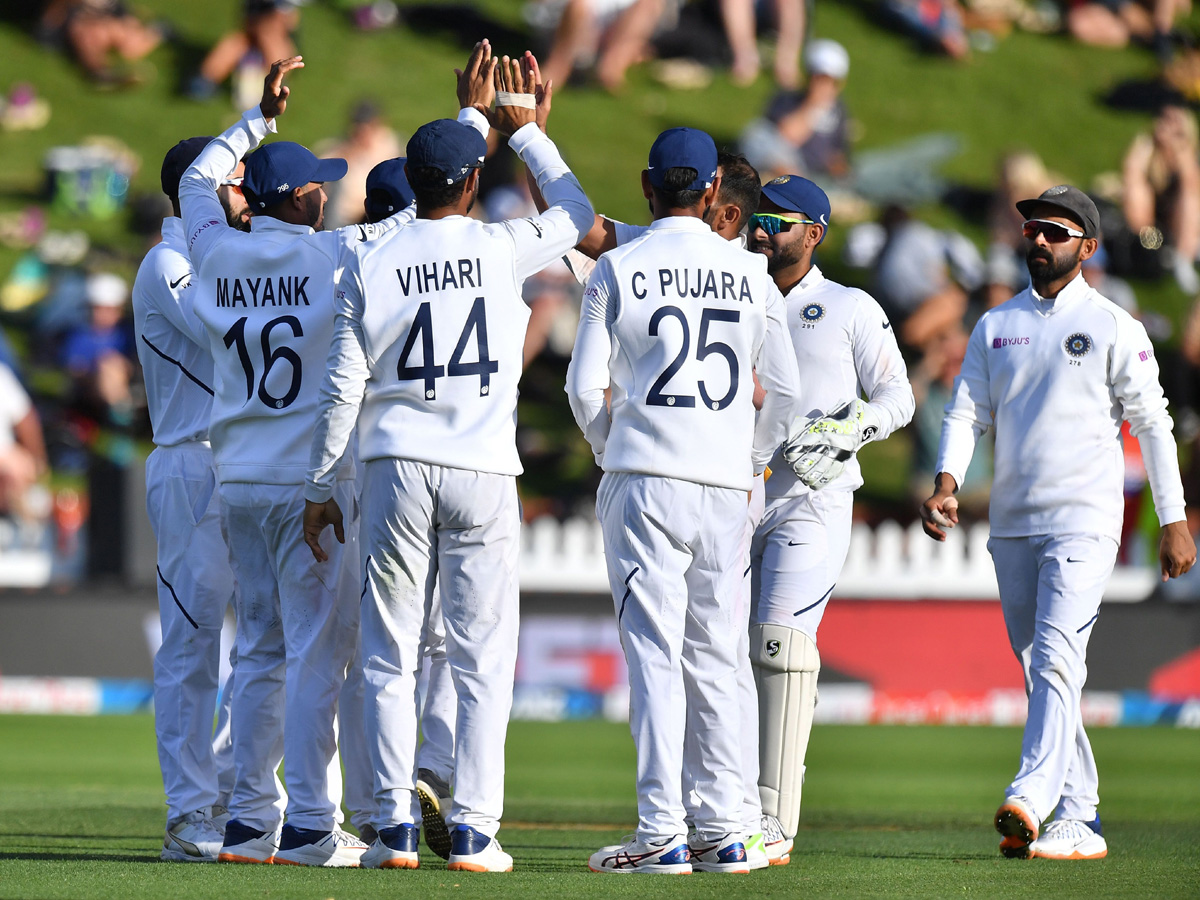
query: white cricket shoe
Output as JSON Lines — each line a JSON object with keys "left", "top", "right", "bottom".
{"left": 1028, "top": 817, "right": 1107, "bottom": 860}
{"left": 743, "top": 831, "right": 769, "bottom": 870}
{"left": 161, "top": 810, "right": 223, "bottom": 862}
{"left": 447, "top": 825, "right": 513, "bottom": 872}
{"left": 760, "top": 814, "right": 792, "bottom": 866}
{"left": 217, "top": 819, "right": 278, "bottom": 864}
{"left": 688, "top": 832, "right": 750, "bottom": 874}
{"left": 995, "top": 795, "right": 1040, "bottom": 859}
{"left": 272, "top": 824, "right": 368, "bottom": 867}
{"left": 361, "top": 823, "right": 420, "bottom": 869}
{"left": 589, "top": 834, "right": 692, "bottom": 874}
{"left": 416, "top": 768, "right": 453, "bottom": 860}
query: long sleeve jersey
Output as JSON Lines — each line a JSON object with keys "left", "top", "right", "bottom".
{"left": 936, "top": 272, "right": 1185, "bottom": 541}
{"left": 566, "top": 216, "right": 801, "bottom": 491}
{"left": 304, "top": 121, "right": 594, "bottom": 502}
{"left": 131, "top": 217, "right": 215, "bottom": 446}
{"left": 765, "top": 265, "right": 915, "bottom": 500}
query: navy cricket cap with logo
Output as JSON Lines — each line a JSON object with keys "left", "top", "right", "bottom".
{"left": 365, "top": 158, "right": 414, "bottom": 222}
{"left": 647, "top": 127, "right": 718, "bottom": 191}
{"left": 241, "top": 141, "right": 348, "bottom": 210}
{"left": 1015, "top": 184, "right": 1100, "bottom": 239}
{"left": 406, "top": 119, "right": 488, "bottom": 186}
{"left": 761, "top": 174, "right": 831, "bottom": 243}
{"left": 161, "top": 136, "right": 214, "bottom": 200}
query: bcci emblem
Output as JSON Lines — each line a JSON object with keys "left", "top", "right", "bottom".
{"left": 801, "top": 303, "right": 825, "bottom": 323}
{"left": 1064, "top": 332, "right": 1092, "bottom": 358}
{"left": 770, "top": 175, "right": 791, "bottom": 185}
{"left": 766, "top": 639, "right": 781, "bottom": 658}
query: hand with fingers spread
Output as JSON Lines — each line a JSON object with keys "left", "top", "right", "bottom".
{"left": 303, "top": 498, "right": 344, "bottom": 563}
{"left": 259, "top": 56, "right": 304, "bottom": 121}
{"left": 521, "top": 50, "right": 553, "bottom": 134}
{"left": 456, "top": 39, "right": 497, "bottom": 118}
{"left": 491, "top": 53, "right": 537, "bottom": 136}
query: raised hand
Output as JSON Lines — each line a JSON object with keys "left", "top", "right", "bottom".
{"left": 491, "top": 53, "right": 537, "bottom": 136}
{"left": 456, "top": 39, "right": 497, "bottom": 117}
{"left": 521, "top": 50, "right": 553, "bottom": 133}
{"left": 260, "top": 56, "right": 304, "bottom": 121}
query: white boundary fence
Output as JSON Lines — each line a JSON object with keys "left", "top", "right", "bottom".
{"left": 519, "top": 517, "right": 1158, "bottom": 602}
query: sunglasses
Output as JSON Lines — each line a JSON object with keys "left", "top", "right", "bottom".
{"left": 221, "top": 176, "right": 244, "bottom": 188}
{"left": 1022, "top": 219, "right": 1084, "bottom": 243}
{"left": 750, "top": 212, "right": 816, "bottom": 236}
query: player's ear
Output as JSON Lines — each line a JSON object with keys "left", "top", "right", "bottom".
{"left": 807, "top": 223, "right": 825, "bottom": 249}
{"left": 1079, "top": 236, "right": 1098, "bottom": 262}
{"left": 641, "top": 169, "right": 653, "bottom": 200}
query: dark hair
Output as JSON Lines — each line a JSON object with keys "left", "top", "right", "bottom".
{"left": 716, "top": 152, "right": 760, "bottom": 227}
{"left": 409, "top": 165, "right": 470, "bottom": 209}
{"left": 652, "top": 166, "right": 705, "bottom": 209}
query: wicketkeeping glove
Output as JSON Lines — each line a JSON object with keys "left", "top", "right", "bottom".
{"left": 782, "top": 398, "right": 883, "bottom": 490}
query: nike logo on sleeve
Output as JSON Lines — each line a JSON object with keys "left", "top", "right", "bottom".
{"left": 883, "top": 320, "right": 892, "bottom": 330}
{"left": 169, "top": 274, "right": 191, "bottom": 289}
{"left": 529, "top": 219, "right": 543, "bottom": 239}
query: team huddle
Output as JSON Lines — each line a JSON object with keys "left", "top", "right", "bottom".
{"left": 136, "top": 40, "right": 1195, "bottom": 874}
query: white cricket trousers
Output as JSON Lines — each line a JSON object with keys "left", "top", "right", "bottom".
{"left": 416, "top": 588, "right": 457, "bottom": 783}
{"left": 598, "top": 472, "right": 747, "bottom": 842}
{"left": 219, "top": 479, "right": 360, "bottom": 832}
{"left": 146, "top": 443, "right": 236, "bottom": 825}
{"left": 988, "top": 533, "right": 1117, "bottom": 823}
{"left": 750, "top": 489, "right": 854, "bottom": 636}
{"left": 359, "top": 459, "right": 519, "bottom": 838}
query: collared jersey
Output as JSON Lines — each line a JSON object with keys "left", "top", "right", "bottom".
{"left": 305, "top": 122, "right": 595, "bottom": 501}
{"left": 132, "top": 217, "right": 215, "bottom": 446}
{"left": 566, "top": 216, "right": 801, "bottom": 491}
{"left": 179, "top": 107, "right": 419, "bottom": 485}
{"left": 765, "top": 265, "right": 914, "bottom": 499}
{"left": 937, "top": 273, "right": 1185, "bottom": 541}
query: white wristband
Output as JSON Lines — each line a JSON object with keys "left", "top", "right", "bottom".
{"left": 496, "top": 91, "right": 536, "bottom": 109}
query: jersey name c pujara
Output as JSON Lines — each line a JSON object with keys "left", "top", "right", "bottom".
{"left": 631, "top": 267, "right": 755, "bottom": 304}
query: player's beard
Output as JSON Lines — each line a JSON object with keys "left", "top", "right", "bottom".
{"left": 307, "top": 189, "right": 325, "bottom": 232}
{"left": 764, "top": 236, "right": 807, "bottom": 275}
{"left": 1026, "top": 242, "right": 1080, "bottom": 288}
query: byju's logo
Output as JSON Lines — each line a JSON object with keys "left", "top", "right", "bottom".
{"left": 992, "top": 337, "right": 1030, "bottom": 348}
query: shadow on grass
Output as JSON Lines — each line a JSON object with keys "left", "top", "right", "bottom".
{"left": 0, "top": 851, "right": 154, "bottom": 863}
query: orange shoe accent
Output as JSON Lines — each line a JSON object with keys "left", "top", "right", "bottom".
{"left": 768, "top": 854, "right": 790, "bottom": 866}
{"left": 448, "top": 861, "right": 512, "bottom": 873}
{"left": 999, "top": 836, "right": 1032, "bottom": 859}
{"left": 270, "top": 857, "right": 303, "bottom": 866}
{"left": 1030, "top": 846, "right": 1108, "bottom": 860}
{"left": 995, "top": 801, "right": 1038, "bottom": 844}
{"left": 379, "top": 858, "right": 420, "bottom": 869}
{"left": 218, "top": 853, "right": 274, "bottom": 864}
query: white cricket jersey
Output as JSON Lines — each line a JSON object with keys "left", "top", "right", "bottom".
{"left": 305, "top": 122, "right": 595, "bottom": 502}
{"left": 132, "top": 217, "right": 215, "bottom": 447}
{"left": 765, "top": 265, "right": 914, "bottom": 499}
{"left": 179, "top": 107, "right": 428, "bottom": 485}
{"left": 567, "top": 216, "right": 801, "bottom": 491}
{"left": 937, "top": 273, "right": 1186, "bottom": 541}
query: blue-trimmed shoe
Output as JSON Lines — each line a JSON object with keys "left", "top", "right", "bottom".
{"left": 447, "top": 825, "right": 513, "bottom": 872}
{"left": 589, "top": 834, "right": 692, "bottom": 874}
{"left": 272, "top": 824, "right": 367, "bottom": 867}
{"left": 688, "top": 832, "right": 750, "bottom": 874}
{"left": 362, "top": 823, "right": 420, "bottom": 869}
{"left": 217, "top": 819, "right": 277, "bottom": 864}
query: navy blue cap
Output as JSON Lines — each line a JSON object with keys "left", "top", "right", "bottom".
{"left": 406, "top": 119, "right": 487, "bottom": 186}
{"left": 241, "top": 141, "right": 348, "bottom": 211}
{"left": 647, "top": 127, "right": 718, "bottom": 191}
{"left": 364, "top": 157, "right": 414, "bottom": 223}
{"left": 761, "top": 174, "right": 831, "bottom": 242}
{"left": 161, "top": 136, "right": 214, "bottom": 199}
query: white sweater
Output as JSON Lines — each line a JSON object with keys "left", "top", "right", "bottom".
{"left": 937, "top": 273, "right": 1185, "bottom": 541}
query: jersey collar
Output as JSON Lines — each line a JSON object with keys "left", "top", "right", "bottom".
{"left": 787, "top": 264, "right": 826, "bottom": 298}
{"left": 161, "top": 216, "right": 185, "bottom": 247}
{"left": 648, "top": 215, "right": 713, "bottom": 234}
{"left": 250, "top": 217, "right": 314, "bottom": 236}
{"left": 1029, "top": 270, "right": 1087, "bottom": 316}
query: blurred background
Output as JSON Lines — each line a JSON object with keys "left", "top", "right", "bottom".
{"left": 0, "top": 0, "right": 1198, "bottom": 727}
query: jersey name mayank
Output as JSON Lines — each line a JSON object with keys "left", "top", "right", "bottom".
{"left": 397, "top": 258, "right": 483, "bottom": 295}
{"left": 631, "top": 267, "right": 754, "bottom": 304}
{"left": 215, "top": 275, "right": 311, "bottom": 307}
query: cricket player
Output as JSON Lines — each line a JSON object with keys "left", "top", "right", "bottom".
{"left": 179, "top": 56, "right": 448, "bottom": 867}
{"left": 556, "top": 150, "right": 786, "bottom": 869}
{"left": 921, "top": 184, "right": 1196, "bottom": 860}
{"left": 134, "top": 136, "right": 244, "bottom": 862}
{"left": 749, "top": 176, "right": 914, "bottom": 853}
{"left": 568, "top": 127, "right": 800, "bottom": 874}
{"left": 304, "top": 53, "right": 593, "bottom": 872}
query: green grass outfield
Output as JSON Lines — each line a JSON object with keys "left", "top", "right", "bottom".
{"left": 1, "top": 716, "right": 1197, "bottom": 898}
